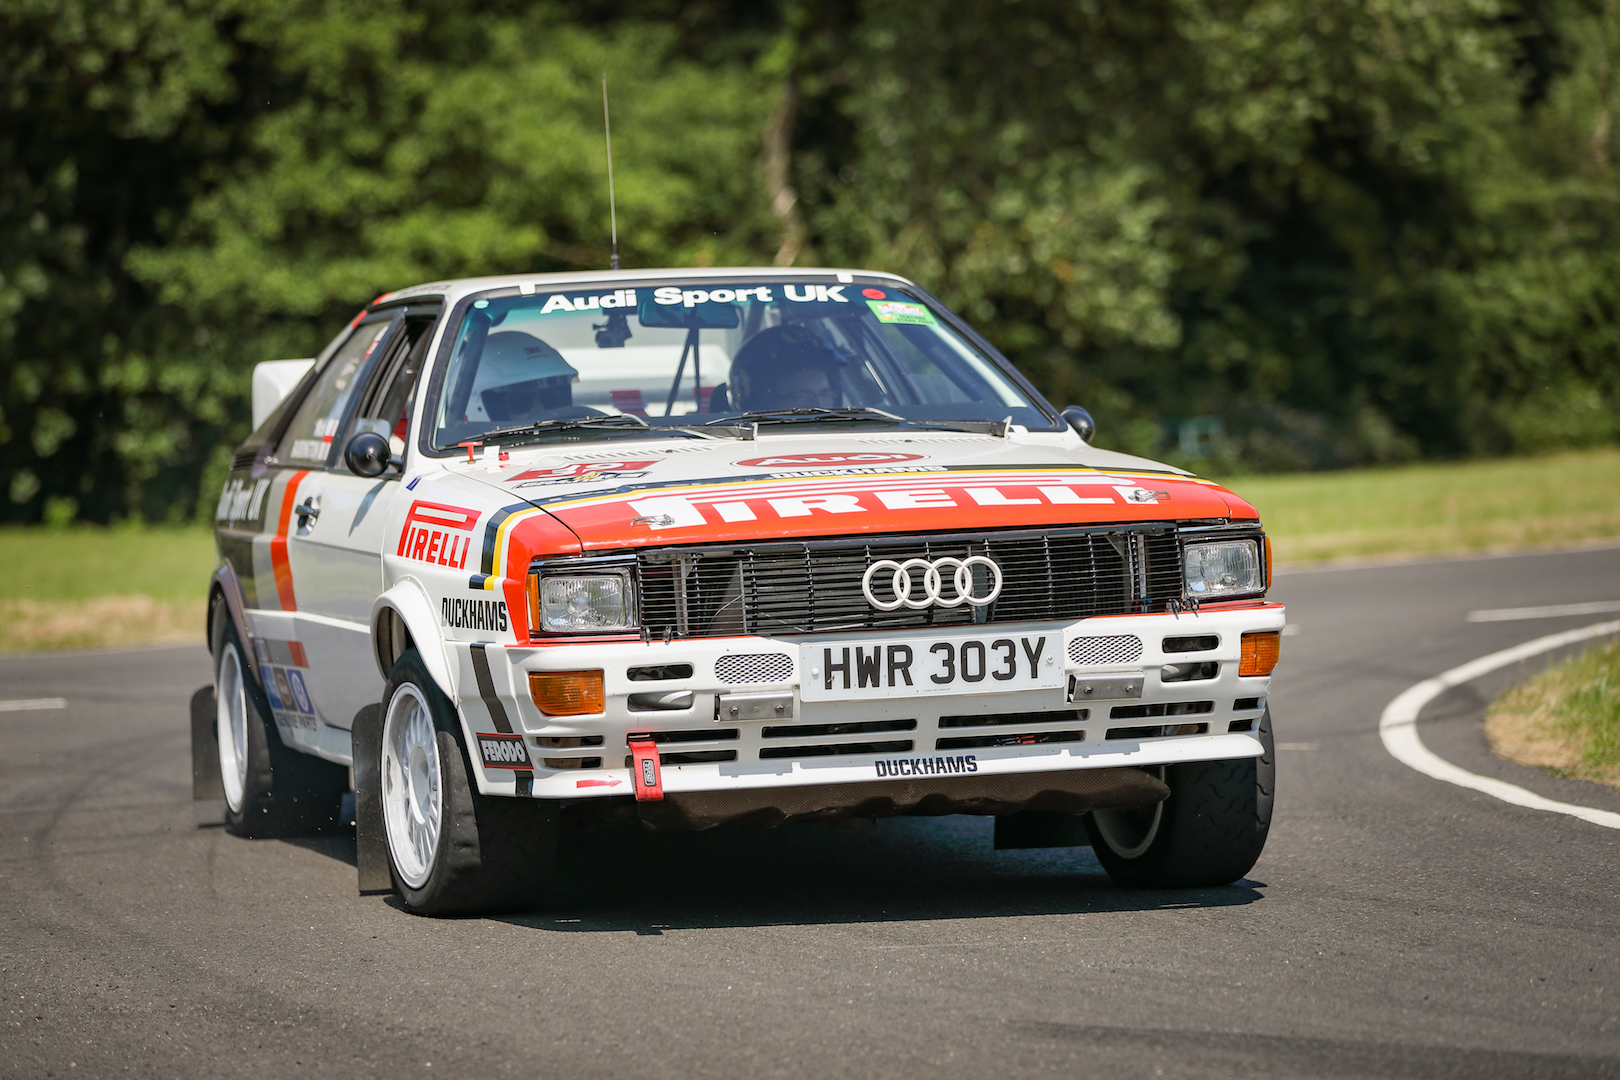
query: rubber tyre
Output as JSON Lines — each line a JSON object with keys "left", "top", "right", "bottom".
{"left": 210, "top": 602, "right": 349, "bottom": 838}
{"left": 1086, "top": 707, "right": 1275, "bottom": 888}
{"left": 380, "top": 648, "right": 558, "bottom": 916}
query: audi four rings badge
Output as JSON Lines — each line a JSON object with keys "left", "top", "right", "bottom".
{"left": 861, "top": 556, "right": 1003, "bottom": 611}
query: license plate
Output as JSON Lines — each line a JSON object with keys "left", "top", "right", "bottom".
{"left": 799, "top": 633, "right": 1062, "bottom": 702}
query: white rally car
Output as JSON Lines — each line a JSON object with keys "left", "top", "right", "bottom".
{"left": 193, "top": 268, "right": 1283, "bottom": 914}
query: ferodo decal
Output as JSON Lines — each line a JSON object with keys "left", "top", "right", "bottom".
{"left": 507, "top": 459, "right": 657, "bottom": 488}
{"left": 441, "top": 597, "right": 509, "bottom": 632}
{"left": 397, "top": 501, "right": 480, "bottom": 568}
{"left": 875, "top": 755, "right": 977, "bottom": 778}
{"left": 475, "top": 732, "right": 531, "bottom": 770}
{"left": 735, "top": 453, "right": 925, "bottom": 468}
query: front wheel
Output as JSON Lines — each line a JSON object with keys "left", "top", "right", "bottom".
{"left": 1087, "top": 707, "right": 1275, "bottom": 888}
{"left": 380, "top": 648, "right": 559, "bottom": 915}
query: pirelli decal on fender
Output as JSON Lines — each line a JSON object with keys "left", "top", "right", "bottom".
{"left": 875, "top": 755, "right": 978, "bottom": 778}
{"left": 397, "top": 500, "right": 479, "bottom": 568}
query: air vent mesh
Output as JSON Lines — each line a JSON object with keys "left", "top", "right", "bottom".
{"left": 715, "top": 653, "right": 794, "bottom": 684}
{"left": 1068, "top": 635, "right": 1144, "bottom": 666}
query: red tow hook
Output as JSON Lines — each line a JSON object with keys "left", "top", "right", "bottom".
{"left": 628, "top": 738, "right": 663, "bottom": 801}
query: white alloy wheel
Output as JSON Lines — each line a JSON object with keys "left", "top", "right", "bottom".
{"left": 382, "top": 684, "right": 443, "bottom": 890}
{"left": 1091, "top": 801, "right": 1164, "bottom": 859}
{"left": 216, "top": 645, "right": 250, "bottom": 814}
{"left": 1091, "top": 766, "right": 1167, "bottom": 860}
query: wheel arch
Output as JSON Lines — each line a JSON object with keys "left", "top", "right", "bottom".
{"left": 208, "top": 564, "right": 250, "bottom": 657}
{"left": 371, "top": 581, "right": 456, "bottom": 700}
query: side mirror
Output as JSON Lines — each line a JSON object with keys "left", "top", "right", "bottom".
{"left": 344, "top": 431, "right": 392, "bottom": 478}
{"left": 1061, "top": 405, "right": 1095, "bottom": 443}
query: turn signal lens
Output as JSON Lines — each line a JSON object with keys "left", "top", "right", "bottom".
{"left": 1238, "top": 631, "right": 1281, "bottom": 677}
{"left": 529, "top": 670, "right": 605, "bottom": 716}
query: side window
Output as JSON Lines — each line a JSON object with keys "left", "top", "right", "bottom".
{"left": 346, "top": 317, "right": 434, "bottom": 466}
{"left": 276, "top": 318, "right": 395, "bottom": 465}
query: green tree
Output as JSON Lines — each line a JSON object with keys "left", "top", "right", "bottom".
{"left": 0, "top": 0, "right": 239, "bottom": 522}
{"left": 787, "top": 0, "right": 1620, "bottom": 468}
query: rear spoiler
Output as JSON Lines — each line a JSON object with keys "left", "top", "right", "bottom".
{"left": 251, "top": 359, "right": 315, "bottom": 429}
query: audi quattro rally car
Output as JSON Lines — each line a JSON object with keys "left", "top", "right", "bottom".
{"left": 196, "top": 267, "right": 1283, "bottom": 915}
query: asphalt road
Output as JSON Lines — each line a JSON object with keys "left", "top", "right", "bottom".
{"left": 4, "top": 546, "right": 1620, "bottom": 1079}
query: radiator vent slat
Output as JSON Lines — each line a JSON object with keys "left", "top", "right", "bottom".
{"left": 636, "top": 526, "right": 1181, "bottom": 640}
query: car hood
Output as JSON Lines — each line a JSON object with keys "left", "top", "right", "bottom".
{"left": 452, "top": 430, "right": 1258, "bottom": 551}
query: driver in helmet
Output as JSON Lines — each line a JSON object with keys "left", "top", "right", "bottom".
{"left": 725, "top": 324, "right": 843, "bottom": 411}
{"left": 474, "top": 331, "right": 579, "bottom": 422}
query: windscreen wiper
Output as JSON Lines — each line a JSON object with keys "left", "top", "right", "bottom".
{"left": 702, "top": 407, "right": 916, "bottom": 427}
{"left": 700, "top": 407, "right": 1008, "bottom": 436}
{"left": 475, "top": 413, "right": 668, "bottom": 445}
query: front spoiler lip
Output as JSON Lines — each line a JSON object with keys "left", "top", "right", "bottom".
{"left": 532, "top": 729, "right": 1267, "bottom": 802}
{"left": 478, "top": 603, "right": 1284, "bottom": 801}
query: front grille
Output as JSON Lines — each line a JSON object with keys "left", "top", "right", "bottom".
{"left": 635, "top": 525, "right": 1182, "bottom": 639}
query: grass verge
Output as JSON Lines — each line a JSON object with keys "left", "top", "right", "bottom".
{"left": 1486, "top": 636, "right": 1620, "bottom": 789}
{"left": 1232, "top": 447, "right": 1620, "bottom": 566}
{"left": 0, "top": 526, "right": 214, "bottom": 651}
{"left": 0, "top": 446, "right": 1617, "bottom": 649}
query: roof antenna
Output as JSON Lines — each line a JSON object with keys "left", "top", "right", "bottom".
{"left": 602, "top": 71, "right": 620, "bottom": 271}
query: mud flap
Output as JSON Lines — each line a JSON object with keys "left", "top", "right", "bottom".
{"left": 190, "top": 686, "right": 224, "bottom": 800}
{"left": 993, "top": 809, "right": 1090, "bottom": 850}
{"left": 351, "top": 703, "right": 392, "bottom": 893}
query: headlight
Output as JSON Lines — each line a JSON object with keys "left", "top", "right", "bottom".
{"left": 529, "top": 568, "right": 637, "bottom": 633}
{"left": 1183, "top": 539, "right": 1263, "bottom": 599}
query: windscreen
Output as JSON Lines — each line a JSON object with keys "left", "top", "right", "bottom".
{"left": 430, "top": 281, "right": 1052, "bottom": 448}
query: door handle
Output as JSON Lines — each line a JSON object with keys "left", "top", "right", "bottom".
{"left": 294, "top": 499, "right": 320, "bottom": 522}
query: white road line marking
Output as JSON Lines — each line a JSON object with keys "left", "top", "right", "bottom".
{"left": 1466, "top": 600, "right": 1620, "bottom": 622}
{"left": 0, "top": 698, "right": 67, "bottom": 712}
{"left": 1378, "top": 620, "right": 1620, "bottom": 830}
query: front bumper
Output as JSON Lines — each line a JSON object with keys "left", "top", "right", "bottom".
{"left": 452, "top": 603, "right": 1284, "bottom": 801}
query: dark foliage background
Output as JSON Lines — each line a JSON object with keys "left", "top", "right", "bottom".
{"left": 3, "top": 0, "right": 1616, "bottom": 522}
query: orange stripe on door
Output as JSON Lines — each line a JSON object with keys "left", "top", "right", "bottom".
{"left": 269, "top": 471, "right": 309, "bottom": 611}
